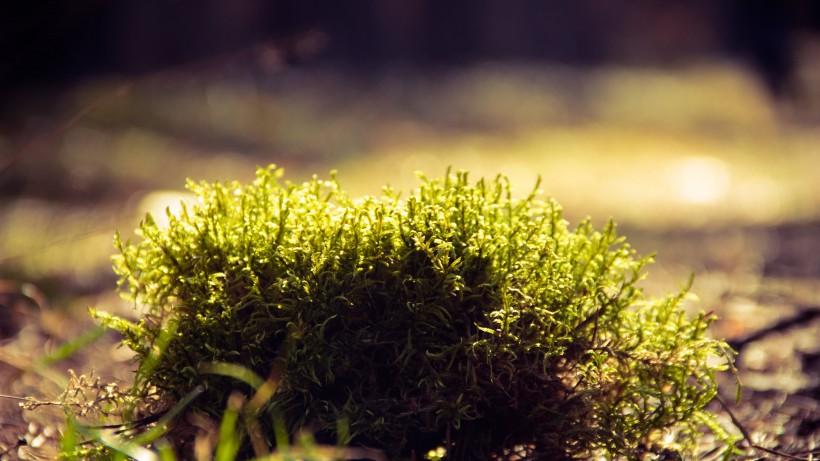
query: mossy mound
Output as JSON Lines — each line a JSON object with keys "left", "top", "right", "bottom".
{"left": 102, "top": 166, "right": 732, "bottom": 459}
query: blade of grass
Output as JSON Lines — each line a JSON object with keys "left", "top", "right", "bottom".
{"left": 200, "top": 361, "right": 265, "bottom": 390}
{"left": 215, "top": 393, "right": 244, "bottom": 461}
{"left": 34, "top": 325, "right": 107, "bottom": 370}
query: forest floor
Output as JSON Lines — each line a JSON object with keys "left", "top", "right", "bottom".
{"left": 0, "top": 61, "right": 818, "bottom": 459}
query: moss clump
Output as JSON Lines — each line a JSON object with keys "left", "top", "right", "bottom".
{"left": 103, "top": 166, "right": 732, "bottom": 459}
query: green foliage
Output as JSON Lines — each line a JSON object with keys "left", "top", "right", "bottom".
{"left": 100, "top": 165, "right": 733, "bottom": 459}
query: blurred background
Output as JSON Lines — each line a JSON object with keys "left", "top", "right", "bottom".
{"left": 0, "top": 1, "right": 819, "bottom": 457}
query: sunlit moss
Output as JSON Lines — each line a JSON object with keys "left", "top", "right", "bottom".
{"left": 99, "top": 165, "right": 736, "bottom": 459}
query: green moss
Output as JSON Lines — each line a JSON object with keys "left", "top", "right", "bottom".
{"left": 100, "top": 166, "right": 734, "bottom": 459}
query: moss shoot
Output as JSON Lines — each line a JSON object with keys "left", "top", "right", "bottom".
{"left": 98, "top": 166, "right": 734, "bottom": 460}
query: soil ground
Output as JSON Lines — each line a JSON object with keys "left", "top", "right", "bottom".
{"left": 1, "top": 62, "right": 818, "bottom": 459}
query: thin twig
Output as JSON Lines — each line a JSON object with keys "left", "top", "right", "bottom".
{"left": 0, "top": 394, "right": 59, "bottom": 405}
{"left": 715, "top": 394, "right": 811, "bottom": 461}
{"left": 729, "top": 307, "right": 820, "bottom": 353}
